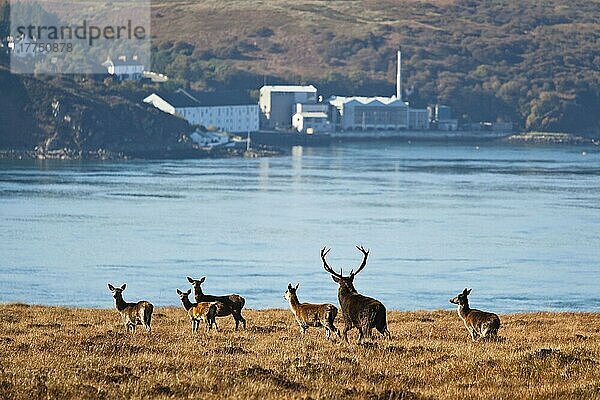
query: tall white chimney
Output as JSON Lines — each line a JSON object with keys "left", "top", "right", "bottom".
{"left": 396, "top": 49, "right": 402, "bottom": 100}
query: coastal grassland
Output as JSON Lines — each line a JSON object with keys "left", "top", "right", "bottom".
{"left": 0, "top": 304, "right": 599, "bottom": 399}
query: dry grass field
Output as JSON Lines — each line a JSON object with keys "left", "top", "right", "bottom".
{"left": 0, "top": 304, "right": 599, "bottom": 399}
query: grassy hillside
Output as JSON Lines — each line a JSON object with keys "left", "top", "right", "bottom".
{"left": 148, "top": 0, "right": 599, "bottom": 134}
{"left": 1, "top": 304, "right": 599, "bottom": 399}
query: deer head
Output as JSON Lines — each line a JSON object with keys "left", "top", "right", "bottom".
{"left": 449, "top": 288, "right": 471, "bottom": 306}
{"left": 107, "top": 283, "right": 127, "bottom": 299}
{"left": 187, "top": 276, "right": 206, "bottom": 292}
{"left": 284, "top": 283, "right": 300, "bottom": 301}
{"left": 321, "top": 246, "right": 369, "bottom": 293}
{"left": 177, "top": 288, "right": 192, "bottom": 301}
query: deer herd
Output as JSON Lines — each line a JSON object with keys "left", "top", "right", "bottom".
{"left": 108, "top": 246, "right": 501, "bottom": 343}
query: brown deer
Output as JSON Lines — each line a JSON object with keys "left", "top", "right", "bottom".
{"left": 187, "top": 276, "right": 246, "bottom": 330}
{"left": 449, "top": 288, "right": 500, "bottom": 341}
{"left": 284, "top": 283, "right": 341, "bottom": 340}
{"left": 176, "top": 289, "right": 218, "bottom": 333}
{"left": 321, "top": 246, "right": 391, "bottom": 343}
{"left": 107, "top": 283, "right": 153, "bottom": 333}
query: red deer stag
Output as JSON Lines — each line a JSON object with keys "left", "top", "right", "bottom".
{"left": 284, "top": 283, "right": 341, "bottom": 340}
{"left": 107, "top": 283, "right": 153, "bottom": 333}
{"left": 187, "top": 276, "right": 246, "bottom": 330}
{"left": 321, "top": 246, "right": 391, "bottom": 343}
{"left": 449, "top": 288, "right": 500, "bottom": 341}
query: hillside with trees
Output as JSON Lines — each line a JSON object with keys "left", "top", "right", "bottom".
{"left": 148, "top": 0, "right": 599, "bottom": 134}
{"left": 1, "top": 0, "right": 599, "bottom": 137}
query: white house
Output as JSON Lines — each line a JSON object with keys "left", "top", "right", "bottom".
{"left": 102, "top": 56, "right": 144, "bottom": 80}
{"left": 292, "top": 103, "right": 332, "bottom": 133}
{"left": 143, "top": 89, "right": 259, "bottom": 133}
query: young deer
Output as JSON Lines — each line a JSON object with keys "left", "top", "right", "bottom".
{"left": 107, "top": 283, "right": 153, "bottom": 333}
{"left": 321, "top": 246, "right": 391, "bottom": 343}
{"left": 176, "top": 289, "right": 218, "bottom": 333}
{"left": 284, "top": 283, "right": 341, "bottom": 340}
{"left": 187, "top": 276, "right": 246, "bottom": 330}
{"left": 449, "top": 288, "right": 500, "bottom": 341}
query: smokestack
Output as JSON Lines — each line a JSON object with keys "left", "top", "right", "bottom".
{"left": 396, "top": 49, "right": 402, "bottom": 100}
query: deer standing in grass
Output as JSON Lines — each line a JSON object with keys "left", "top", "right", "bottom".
{"left": 284, "top": 283, "right": 341, "bottom": 340}
{"left": 107, "top": 283, "right": 153, "bottom": 333}
{"left": 176, "top": 289, "right": 218, "bottom": 333}
{"left": 187, "top": 276, "right": 246, "bottom": 330}
{"left": 321, "top": 246, "right": 391, "bottom": 343}
{"left": 449, "top": 288, "right": 500, "bottom": 341}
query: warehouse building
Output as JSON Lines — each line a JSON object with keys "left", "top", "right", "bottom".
{"left": 143, "top": 89, "right": 259, "bottom": 133}
{"left": 259, "top": 85, "right": 317, "bottom": 129}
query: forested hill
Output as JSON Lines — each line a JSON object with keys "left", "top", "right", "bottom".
{"left": 149, "top": 0, "right": 599, "bottom": 134}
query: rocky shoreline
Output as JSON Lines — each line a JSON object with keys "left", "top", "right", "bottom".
{"left": 0, "top": 145, "right": 284, "bottom": 161}
{"left": 503, "top": 131, "right": 599, "bottom": 145}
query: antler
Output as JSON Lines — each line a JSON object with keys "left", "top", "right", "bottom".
{"left": 350, "top": 245, "right": 370, "bottom": 277}
{"left": 321, "top": 247, "right": 344, "bottom": 278}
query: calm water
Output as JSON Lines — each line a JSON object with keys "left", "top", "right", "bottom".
{"left": 1, "top": 142, "right": 599, "bottom": 312}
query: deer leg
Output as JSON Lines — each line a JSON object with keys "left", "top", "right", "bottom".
{"left": 237, "top": 310, "right": 247, "bottom": 330}
{"left": 357, "top": 329, "right": 364, "bottom": 344}
{"left": 469, "top": 329, "right": 477, "bottom": 341}
{"left": 233, "top": 314, "right": 240, "bottom": 331}
{"left": 342, "top": 324, "right": 351, "bottom": 343}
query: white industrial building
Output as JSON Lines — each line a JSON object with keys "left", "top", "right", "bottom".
{"left": 328, "top": 50, "right": 429, "bottom": 131}
{"left": 259, "top": 85, "right": 317, "bottom": 129}
{"left": 143, "top": 89, "right": 259, "bottom": 133}
{"left": 292, "top": 103, "right": 332, "bottom": 133}
{"left": 329, "top": 96, "right": 410, "bottom": 130}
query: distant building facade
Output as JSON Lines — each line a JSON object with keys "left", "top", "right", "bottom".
{"left": 102, "top": 56, "right": 144, "bottom": 80}
{"left": 409, "top": 108, "right": 430, "bottom": 130}
{"left": 429, "top": 104, "right": 458, "bottom": 131}
{"left": 259, "top": 85, "right": 317, "bottom": 129}
{"left": 329, "top": 96, "right": 410, "bottom": 130}
{"left": 143, "top": 89, "right": 259, "bottom": 133}
{"left": 292, "top": 103, "right": 332, "bottom": 133}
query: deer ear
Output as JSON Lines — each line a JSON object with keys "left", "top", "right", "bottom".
{"left": 200, "top": 277, "right": 206, "bottom": 284}
{"left": 187, "top": 276, "right": 194, "bottom": 283}
{"left": 467, "top": 288, "right": 472, "bottom": 295}
{"left": 108, "top": 284, "right": 115, "bottom": 291}
{"left": 295, "top": 283, "right": 300, "bottom": 290}
{"left": 121, "top": 284, "right": 126, "bottom": 291}
{"left": 176, "top": 289, "right": 182, "bottom": 295}
{"left": 331, "top": 275, "right": 341, "bottom": 283}
{"left": 186, "top": 289, "right": 191, "bottom": 295}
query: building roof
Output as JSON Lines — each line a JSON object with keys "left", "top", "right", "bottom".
{"left": 146, "top": 89, "right": 257, "bottom": 108}
{"left": 261, "top": 85, "right": 317, "bottom": 93}
{"left": 185, "top": 89, "right": 257, "bottom": 106}
{"left": 149, "top": 91, "right": 201, "bottom": 108}
{"left": 328, "top": 95, "right": 408, "bottom": 107}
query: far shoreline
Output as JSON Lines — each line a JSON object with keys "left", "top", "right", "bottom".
{"left": 1, "top": 131, "right": 598, "bottom": 161}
